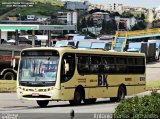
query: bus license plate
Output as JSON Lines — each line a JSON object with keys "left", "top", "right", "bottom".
{"left": 32, "top": 93, "right": 39, "bottom": 96}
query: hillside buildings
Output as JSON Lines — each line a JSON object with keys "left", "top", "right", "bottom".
{"left": 57, "top": 12, "right": 78, "bottom": 25}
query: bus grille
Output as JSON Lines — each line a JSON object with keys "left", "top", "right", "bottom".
{"left": 23, "top": 95, "right": 51, "bottom": 98}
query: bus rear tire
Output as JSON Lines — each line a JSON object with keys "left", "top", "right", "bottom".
{"left": 110, "top": 86, "right": 125, "bottom": 102}
{"left": 69, "top": 89, "right": 83, "bottom": 105}
{"left": 83, "top": 98, "right": 97, "bottom": 104}
{"left": 37, "top": 100, "right": 49, "bottom": 107}
{"left": 3, "top": 72, "right": 15, "bottom": 80}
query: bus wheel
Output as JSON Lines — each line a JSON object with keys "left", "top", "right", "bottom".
{"left": 83, "top": 98, "right": 97, "bottom": 104}
{"left": 3, "top": 72, "right": 15, "bottom": 80}
{"left": 37, "top": 100, "right": 49, "bottom": 107}
{"left": 69, "top": 89, "right": 83, "bottom": 105}
{"left": 110, "top": 86, "right": 125, "bottom": 102}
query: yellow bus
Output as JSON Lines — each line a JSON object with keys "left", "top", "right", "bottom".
{"left": 17, "top": 47, "right": 146, "bottom": 107}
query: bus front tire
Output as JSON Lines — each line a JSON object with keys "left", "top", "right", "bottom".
{"left": 37, "top": 100, "right": 49, "bottom": 107}
{"left": 83, "top": 98, "right": 97, "bottom": 104}
{"left": 3, "top": 72, "right": 15, "bottom": 80}
{"left": 110, "top": 86, "right": 125, "bottom": 102}
{"left": 69, "top": 89, "right": 83, "bottom": 105}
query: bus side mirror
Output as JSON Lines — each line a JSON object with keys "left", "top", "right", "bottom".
{"left": 64, "top": 60, "right": 69, "bottom": 74}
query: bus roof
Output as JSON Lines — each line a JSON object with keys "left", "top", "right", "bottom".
{"left": 21, "top": 47, "right": 145, "bottom": 57}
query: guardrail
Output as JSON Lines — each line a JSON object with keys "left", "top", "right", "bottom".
{"left": 117, "top": 28, "right": 160, "bottom": 37}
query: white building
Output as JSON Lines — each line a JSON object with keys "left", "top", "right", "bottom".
{"left": 35, "top": 16, "right": 51, "bottom": 22}
{"left": 88, "top": 3, "right": 123, "bottom": 13}
{"left": 64, "top": 1, "right": 90, "bottom": 12}
{"left": 92, "top": 12, "right": 110, "bottom": 25}
{"left": 82, "top": 27, "right": 102, "bottom": 35}
{"left": 147, "top": 9, "right": 154, "bottom": 23}
{"left": 155, "top": 7, "right": 160, "bottom": 20}
{"left": 104, "top": 3, "right": 124, "bottom": 13}
{"left": 67, "top": 12, "right": 78, "bottom": 25}
{"left": 57, "top": 12, "right": 77, "bottom": 25}
{"left": 115, "top": 16, "right": 137, "bottom": 30}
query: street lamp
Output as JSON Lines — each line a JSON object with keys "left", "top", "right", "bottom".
{"left": 19, "top": 13, "right": 21, "bottom": 24}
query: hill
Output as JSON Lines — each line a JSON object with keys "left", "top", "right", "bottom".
{"left": 0, "top": 0, "right": 66, "bottom": 18}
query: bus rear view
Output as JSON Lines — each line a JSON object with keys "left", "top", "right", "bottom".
{"left": 17, "top": 49, "right": 61, "bottom": 107}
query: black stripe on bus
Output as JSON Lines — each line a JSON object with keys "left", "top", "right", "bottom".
{"left": 64, "top": 84, "right": 145, "bottom": 89}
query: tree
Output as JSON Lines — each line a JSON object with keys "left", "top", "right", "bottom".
{"left": 89, "top": 9, "right": 110, "bottom": 14}
{"left": 101, "top": 19, "right": 117, "bottom": 34}
{"left": 131, "top": 21, "right": 147, "bottom": 31}
{"left": 110, "top": 12, "right": 120, "bottom": 17}
{"left": 81, "top": 18, "right": 87, "bottom": 28}
{"left": 87, "top": 17, "right": 94, "bottom": 27}
{"left": 121, "top": 11, "right": 134, "bottom": 18}
{"left": 140, "top": 13, "right": 145, "bottom": 21}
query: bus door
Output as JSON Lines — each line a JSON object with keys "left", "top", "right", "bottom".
{"left": 60, "top": 53, "right": 75, "bottom": 99}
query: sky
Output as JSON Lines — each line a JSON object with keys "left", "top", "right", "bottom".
{"left": 63, "top": 0, "right": 160, "bottom": 8}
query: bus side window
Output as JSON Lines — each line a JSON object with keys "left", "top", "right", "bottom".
{"left": 115, "top": 57, "right": 127, "bottom": 74}
{"left": 61, "top": 53, "right": 75, "bottom": 83}
{"left": 102, "top": 56, "right": 115, "bottom": 73}
{"left": 135, "top": 57, "right": 145, "bottom": 74}
{"left": 77, "top": 55, "right": 90, "bottom": 74}
{"left": 90, "top": 56, "right": 101, "bottom": 73}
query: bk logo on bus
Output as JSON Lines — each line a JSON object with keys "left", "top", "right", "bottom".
{"left": 98, "top": 74, "right": 108, "bottom": 87}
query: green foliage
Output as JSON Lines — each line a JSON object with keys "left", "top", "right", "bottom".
{"left": 121, "top": 11, "right": 134, "bottom": 18}
{"left": 110, "top": 12, "right": 120, "bottom": 17}
{"left": 0, "top": 0, "right": 65, "bottom": 17}
{"left": 81, "top": 18, "right": 87, "bottom": 28}
{"left": 140, "top": 13, "right": 145, "bottom": 21}
{"left": 114, "top": 93, "right": 160, "bottom": 119}
{"left": 131, "top": 21, "right": 147, "bottom": 31}
{"left": 87, "top": 18, "right": 94, "bottom": 27}
{"left": 101, "top": 19, "right": 117, "bottom": 35}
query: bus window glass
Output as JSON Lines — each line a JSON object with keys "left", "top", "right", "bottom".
{"left": 90, "top": 56, "right": 101, "bottom": 73}
{"left": 103, "top": 57, "right": 114, "bottom": 64}
{"left": 102, "top": 57, "right": 116, "bottom": 73}
{"left": 77, "top": 55, "right": 90, "bottom": 74}
{"left": 116, "top": 57, "right": 127, "bottom": 64}
{"left": 128, "top": 58, "right": 135, "bottom": 65}
{"left": 116, "top": 57, "right": 127, "bottom": 74}
{"left": 19, "top": 56, "right": 59, "bottom": 82}
{"left": 135, "top": 58, "right": 144, "bottom": 65}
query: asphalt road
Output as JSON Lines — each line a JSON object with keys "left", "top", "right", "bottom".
{"left": 0, "top": 93, "right": 117, "bottom": 119}
{"left": 0, "top": 93, "right": 117, "bottom": 113}
{"left": 0, "top": 91, "right": 158, "bottom": 119}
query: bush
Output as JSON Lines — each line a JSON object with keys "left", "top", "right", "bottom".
{"left": 114, "top": 92, "right": 160, "bottom": 119}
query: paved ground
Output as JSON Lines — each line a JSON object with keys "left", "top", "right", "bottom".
{"left": 146, "top": 60, "right": 160, "bottom": 81}
{"left": 0, "top": 93, "right": 117, "bottom": 119}
{"left": 1, "top": 90, "right": 159, "bottom": 119}
{"left": 0, "top": 93, "right": 117, "bottom": 113}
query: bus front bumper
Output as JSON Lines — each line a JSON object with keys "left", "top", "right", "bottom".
{"left": 17, "top": 87, "right": 61, "bottom": 101}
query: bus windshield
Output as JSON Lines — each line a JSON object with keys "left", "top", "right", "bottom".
{"left": 19, "top": 56, "right": 59, "bottom": 86}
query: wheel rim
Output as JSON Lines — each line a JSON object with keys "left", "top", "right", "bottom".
{"left": 75, "top": 91, "right": 81, "bottom": 102}
{"left": 4, "top": 72, "right": 14, "bottom": 80}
